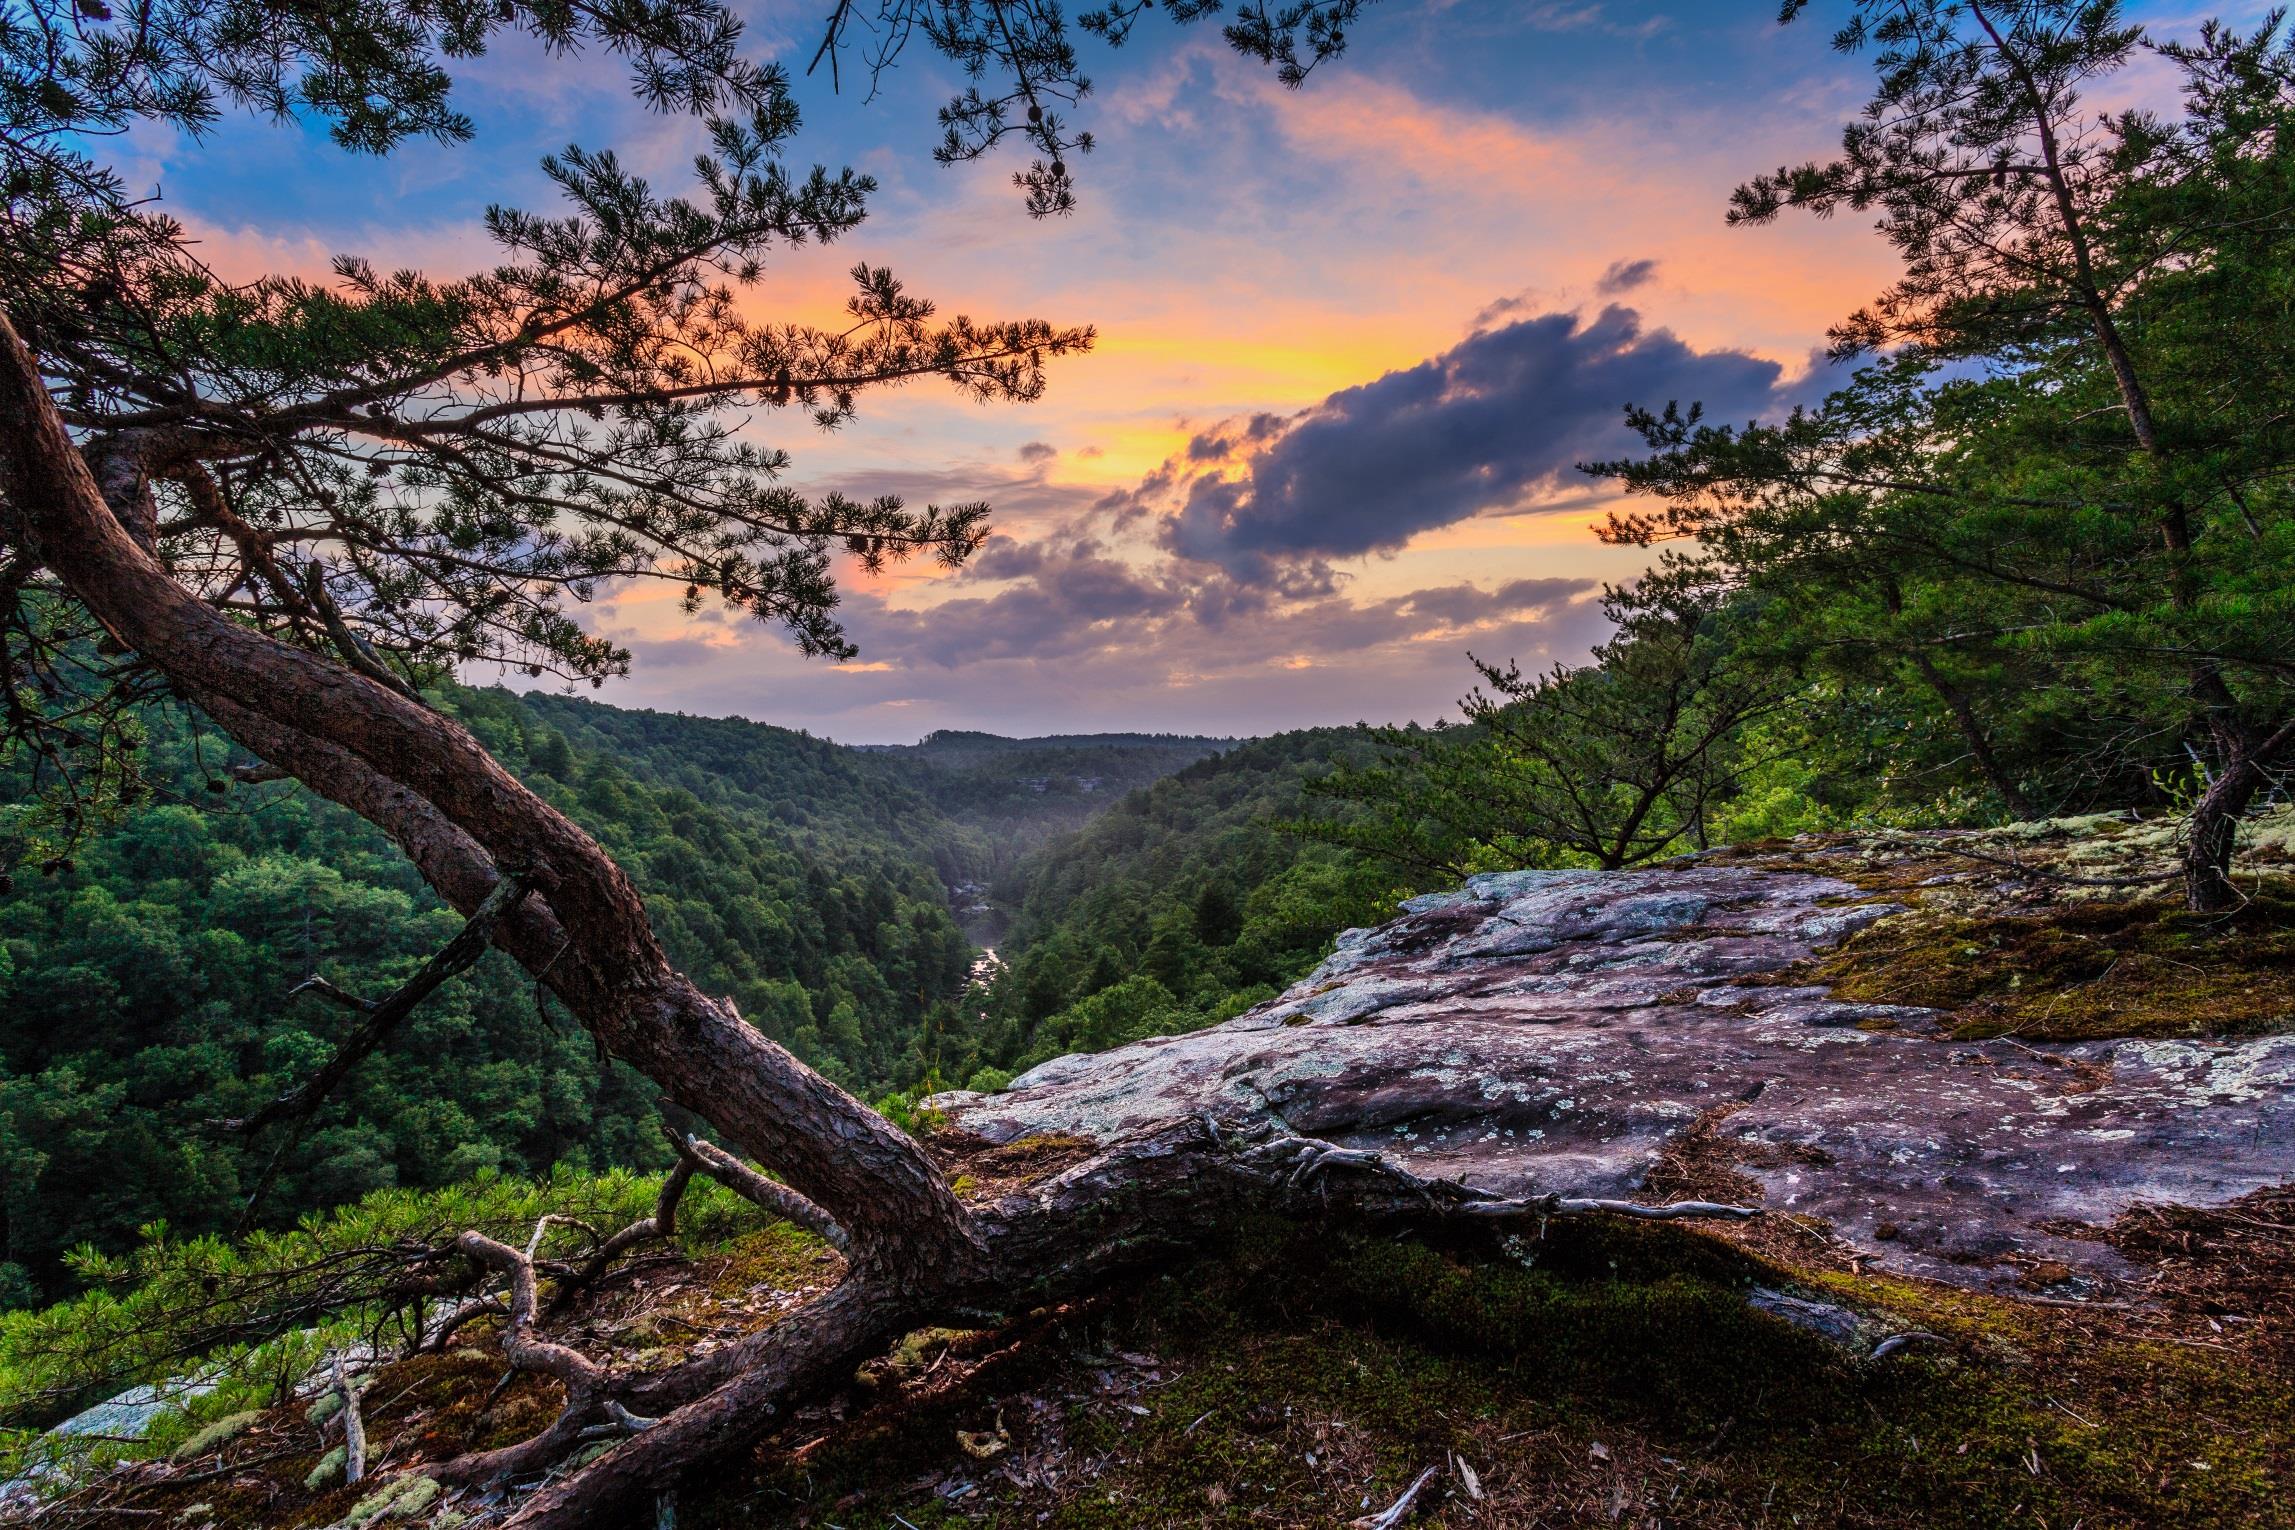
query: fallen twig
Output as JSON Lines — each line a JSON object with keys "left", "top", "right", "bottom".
{"left": 1351, "top": 1464, "right": 1440, "bottom": 1530}
{"left": 333, "top": 1353, "right": 365, "bottom": 1485}
{"left": 1868, "top": 1331, "right": 1949, "bottom": 1362}
{"left": 1460, "top": 1196, "right": 1761, "bottom": 1222}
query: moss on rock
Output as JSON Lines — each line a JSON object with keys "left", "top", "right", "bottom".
{"left": 167, "top": 1410, "right": 259, "bottom": 1462}
{"left": 1811, "top": 892, "right": 2295, "bottom": 1041}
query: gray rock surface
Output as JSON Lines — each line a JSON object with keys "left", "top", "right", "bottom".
{"left": 941, "top": 866, "right": 2295, "bottom": 1293}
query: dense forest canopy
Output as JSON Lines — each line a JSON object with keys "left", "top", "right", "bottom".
{"left": 0, "top": 680, "right": 1262, "bottom": 1302}
{"left": 0, "top": 688, "right": 981, "bottom": 1296}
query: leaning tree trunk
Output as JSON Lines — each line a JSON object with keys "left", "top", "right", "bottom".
{"left": 1908, "top": 652, "right": 2035, "bottom": 822}
{"left": 0, "top": 311, "right": 979, "bottom": 1283}
{"left": 2183, "top": 717, "right": 2295, "bottom": 913}
{"left": 0, "top": 311, "right": 1760, "bottom": 1526}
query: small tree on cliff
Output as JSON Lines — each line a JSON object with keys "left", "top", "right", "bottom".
{"left": 1305, "top": 574, "right": 1795, "bottom": 877}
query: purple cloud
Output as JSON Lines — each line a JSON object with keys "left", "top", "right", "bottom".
{"left": 1597, "top": 258, "right": 1659, "bottom": 294}
{"left": 1153, "top": 304, "right": 1799, "bottom": 582}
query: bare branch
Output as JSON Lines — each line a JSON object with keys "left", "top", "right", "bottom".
{"left": 221, "top": 871, "right": 532, "bottom": 1136}
{"left": 678, "top": 1131, "right": 850, "bottom": 1252}
{"left": 331, "top": 1354, "right": 366, "bottom": 1486}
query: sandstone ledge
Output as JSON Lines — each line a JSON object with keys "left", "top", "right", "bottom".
{"left": 937, "top": 842, "right": 2295, "bottom": 1297}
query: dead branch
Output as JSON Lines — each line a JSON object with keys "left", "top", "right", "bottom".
{"left": 419, "top": 1295, "right": 505, "bottom": 1354}
{"left": 427, "top": 1221, "right": 616, "bottom": 1488}
{"left": 501, "top": 1277, "right": 907, "bottom": 1530}
{"left": 331, "top": 1354, "right": 365, "bottom": 1486}
{"left": 540, "top": 1123, "right": 847, "bottom": 1319}
{"left": 1869, "top": 1330, "right": 1951, "bottom": 1361}
{"left": 222, "top": 871, "right": 532, "bottom": 1136}
{"left": 543, "top": 1139, "right": 700, "bottom": 1318}
{"left": 455, "top": 1227, "right": 604, "bottom": 1393}
{"left": 1456, "top": 1195, "right": 1761, "bottom": 1222}
{"left": 1352, "top": 1464, "right": 1441, "bottom": 1530}
{"left": 1243, "top": 1132, "right": 1760, "bottom": 1223}
{"left": 676, "top": 1132, "right": 850, "bottom": 1252}
{"left": 285, "top": 975, "right": 374, "bottom": 1014}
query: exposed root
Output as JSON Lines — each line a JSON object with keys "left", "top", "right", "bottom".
{"left": 404, "top": 1124, "right": 868, "bottom": 1503}
{"left": 1243, "top": 1129, "right": 1761, "bottom": 1223}
{"left": 398, "top": 1119, "right": 1761, "bottom": 1520}
{"left": 500, "top": 1279, "right": 907, "bottom": 1530}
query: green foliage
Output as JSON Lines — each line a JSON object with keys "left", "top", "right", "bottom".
{"left": 2, "top": 0, "right": 1090, "bottom": 874}
{"left": 1306, "top": 577, "right": 1795, "bottom": 876}
{"left": 1595, "top": 4, "right": 2295, "bottom": 901}
{"left": 967, "top": 730, "right": 1419, "bottom": 1075}
{"left": 0, "top": 1157, "right": 808, "bottom": 1486}
{"left": 0, "top": 1169, "right": 644, "bottom": 1452}
{"left": 0, "top": 687, "right": 978, "bottom": 1298}
{"left": 871, "top": 1071, "right": 948, "bottom": 1135}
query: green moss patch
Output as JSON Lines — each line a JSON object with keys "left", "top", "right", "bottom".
{"left": 168, "top": 1409, "right": 260, "bottom": 1462}
{"left": 1810, "top": 893, "right": 2295, "bottom": 1041}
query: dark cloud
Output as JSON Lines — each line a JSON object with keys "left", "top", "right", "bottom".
{"left": 1471, "top": 293, "right": 1535, "bottom": 331}
{"left": 1185, "top": 411, "right": 1291, "bottom": 464}
{"left": 967, "top": 535, "right": 1049, "bottom": 580}
{"left": 1154, "top": 304, "right": 1799, "bottom": 581}
{"left": 835, "top": 554, "right": 1594, "bottom": 679}
{"left": 1016, "top": 440, "right": 1058, "bottom": 464}
{"left": 1596, "top": 258, "right": 1659, "bottom": 294}
{"left": 841, "top": 544, "right": 1185, "bottom": 669}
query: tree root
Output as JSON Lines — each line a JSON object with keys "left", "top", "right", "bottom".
{"left": 1240, "top": 1125, "right": 1761, "bottom": 1222}
{"left": 384, "top": 1115, "right": 1765, "bottom": 1523}
{"left": 417, "top": 1123, "right": 866, "bottom": 1495}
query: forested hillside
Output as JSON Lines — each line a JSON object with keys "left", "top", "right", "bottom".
{"left": 860, "top": 730, "right": 1235, "bottom": 882}
{"left": 0, "top": 687, "right": 1244, "bottom": 1302}
{"left": 513, "top": 693, "right": 958, "bottom": 866}
{"left": 0, "top": 690, "right": 980, "bottom": 1299}
{"left": 958, "top": 729, "right": 1410, "bottom": 1082}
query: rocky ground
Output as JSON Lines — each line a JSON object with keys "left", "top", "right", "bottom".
{"left": 22, "top": 813, "right": 2295, "bottom": 1529}
{"left": 935, "top": 814, "right": 2295, "bottom": 1300}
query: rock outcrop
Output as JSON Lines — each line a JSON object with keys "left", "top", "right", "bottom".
{"left": 939, "top": 839, "right": 2295, "bottom": 1297}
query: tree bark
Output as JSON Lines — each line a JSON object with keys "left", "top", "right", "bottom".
{"left": 1909, "top": 652, "right": 2035, "bottom": 820}
{"left": 2183, "top": 716, "right": 2295, "bottom": 913}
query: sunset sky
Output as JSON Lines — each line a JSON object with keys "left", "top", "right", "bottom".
{"left": 127, "top": 0, "right": 2249, "bottom": 741}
